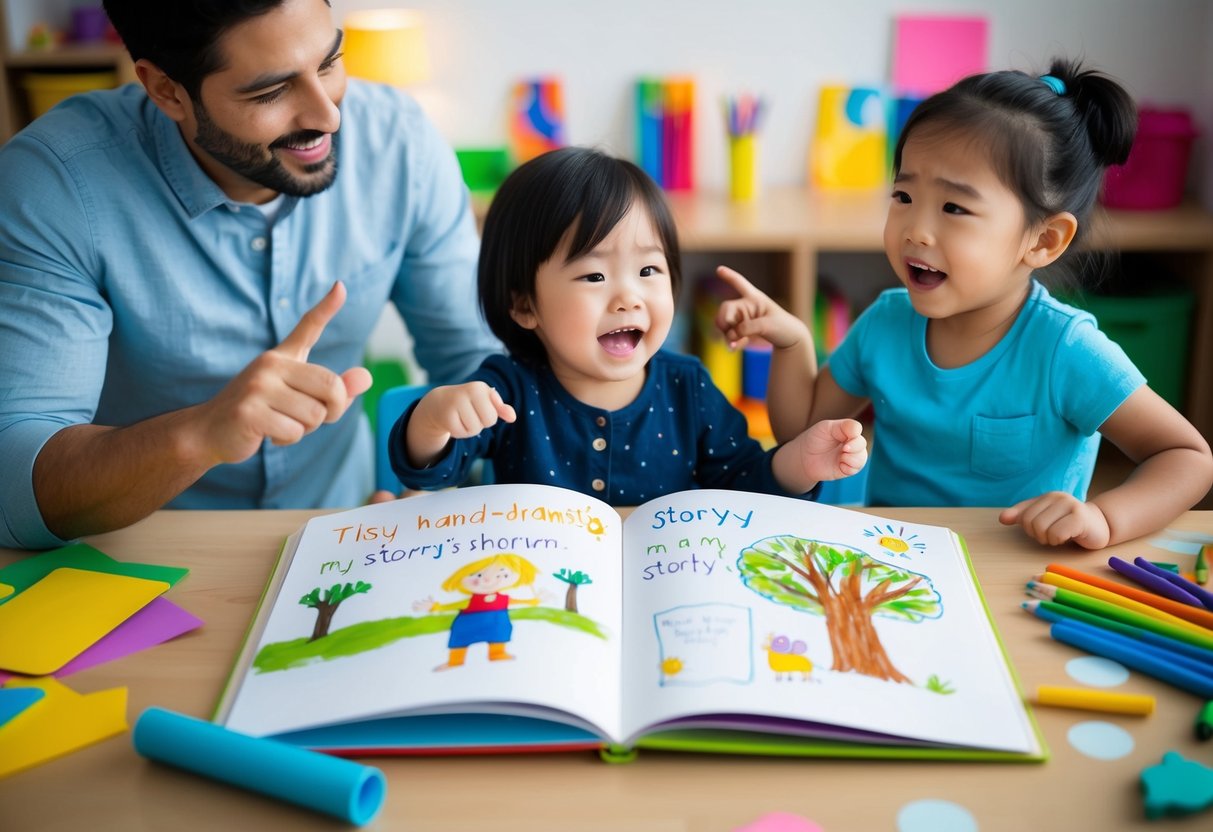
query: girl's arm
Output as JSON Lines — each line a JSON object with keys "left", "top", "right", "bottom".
{"left": 1001, "top": 386, "right": 1213, "bottom": 548}
{"left": 405, "top": 381, "right": 516, "bottom": 467}
{"left": 714, "top": 266, "right": 869, "bottom": 440}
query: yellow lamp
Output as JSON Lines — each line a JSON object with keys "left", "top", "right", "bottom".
{"left": 342, "top": 10, "right": 430, "bottom": 86}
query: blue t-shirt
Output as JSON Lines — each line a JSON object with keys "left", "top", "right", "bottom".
{"left": 827, "top": 282, "right": 1145, "bottom": 507}
{"left": 389, "top": 351, "right": 819, "bottom": 506}
{"left": 0, "top": 81, "right": 502, "bottom": 549}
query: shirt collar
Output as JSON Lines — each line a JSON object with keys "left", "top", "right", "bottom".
{"left": 150, "top": 105, "right": 299, "bottom": 220}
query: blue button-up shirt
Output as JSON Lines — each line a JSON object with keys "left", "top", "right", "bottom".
{"left": 0, "top": 80, "right": 500, "bottom": 549}
{"left": 389, "top": 352, "right": 820, "bottom": 505}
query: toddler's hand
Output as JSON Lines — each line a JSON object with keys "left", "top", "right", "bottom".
{"left": 798, "top": 418, "right": 868, "bottom": 481}
{"left": 415, "top": 381, "right": 517, "bottom": 442}
{"left": 999, "top": 492, "right": 1112, "bottom": 549}
{"left": 713, "top": 265, "right": 810, "bottom": 351}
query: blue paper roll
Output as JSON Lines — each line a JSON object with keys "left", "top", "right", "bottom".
{"left": 132, "top": 707, "right": 385, "bottom": 825}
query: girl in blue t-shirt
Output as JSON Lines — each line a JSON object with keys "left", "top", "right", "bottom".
{"left": 389, "top": 146, "right": 867, "bottom": 503}
{"left": 715, "top": 57, "right": 1212, "bottom": 548}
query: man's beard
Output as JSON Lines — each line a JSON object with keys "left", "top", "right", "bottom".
{"left": 192, "top": 102, "right": 339, "bottom": 197}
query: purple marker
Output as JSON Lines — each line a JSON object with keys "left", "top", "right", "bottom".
{"left": 1134, "top": 557, "right": 1213, "bottom": 611}
{"left": 1108, "top": 557, "right": 1203, "bottom": 606}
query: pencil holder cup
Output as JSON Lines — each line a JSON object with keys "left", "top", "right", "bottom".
{"left": 729, "top": 135, "right": 758, "bottom": 202}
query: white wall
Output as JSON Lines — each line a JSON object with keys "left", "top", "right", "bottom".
{"left": 335, "top": 0, "right": 1212, "bottom": 197}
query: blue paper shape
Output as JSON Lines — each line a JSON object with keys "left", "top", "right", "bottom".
{"left": 0, "top": 686, "right": 46, "bottom": 727}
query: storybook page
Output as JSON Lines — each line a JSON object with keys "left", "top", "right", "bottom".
{"left": 217, "top": 485, "right": 628, "bottom": 742}
{"left": 618, "top": 490, "right": 1041, "bottom": 756}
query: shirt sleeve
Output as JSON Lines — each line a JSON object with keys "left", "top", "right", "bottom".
{"left": 1050, "top": 316, "right": 1147, "bottom": 435}
{"left": 690, "top": 364, "right": 819, "bottom": 500}
{"left": 387, "top": 357, "right": 511, "bottom": 489}
{"left": 823, "top": 294, "right": 881, "bottom": 398}
{"left": 388, "top": 97, "right": 501, "bottom": 384}
{"left": 0, "top": 134, "right": 107, "bottom": 549}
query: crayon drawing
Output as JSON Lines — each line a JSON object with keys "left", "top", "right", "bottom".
{"left": 252, "top": 552, "right": 607, "bottom": 674}
{"left": 761, "top": 633, "right": 816, "bottom": 682}
{"left": 737, "top": 536, "right": 942, "bottom": 684}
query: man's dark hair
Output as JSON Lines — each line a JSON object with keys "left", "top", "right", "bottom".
{"left": 102, "top": 1, "right": 305, "bottom": 97}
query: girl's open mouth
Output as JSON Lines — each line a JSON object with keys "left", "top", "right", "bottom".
{"left": 907, "top": 259, "right": 947, "bottom": 289}
{"left": 598, "top": 327, "right": 643, "bottom": 356}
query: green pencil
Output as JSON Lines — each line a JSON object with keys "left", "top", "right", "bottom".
{"left": 1027, "top": 582, "right": 1213, "bottom": 651}
{"left": 1197, "top": 544, "right": 1210, "bottom": 585}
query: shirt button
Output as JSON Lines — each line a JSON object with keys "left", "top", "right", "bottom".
{"left": 591, "top": 478, "right": 605, "bottom": 492}
{"left": 278, "top": 297, "right": 290, "bottom": 309}
{"left": 592, "top": 437, "right": 607, "bottom": 451}
{"left": 251, "top": 236, "right": 268, "bottom": 251}
{"left": 595, "top": 416, "right": 606, "bottom": 427}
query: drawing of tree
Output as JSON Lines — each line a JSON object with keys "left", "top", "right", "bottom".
{"left": 299, "top": 581, "right": 372, "bottom": 642}
{"left": 737, "top": 536, "right": 941, "bottom": 683}
{"left": 552, "top": 569, "right": 592, "bottom": 613}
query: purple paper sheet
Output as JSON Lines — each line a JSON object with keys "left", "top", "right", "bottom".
{"left": 0, "top": 596, "right": 202, "bottom": 684}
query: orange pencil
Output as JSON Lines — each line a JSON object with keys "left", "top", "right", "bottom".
{"left": 1045, "top": 563, "right": 1213, "bottom": 630}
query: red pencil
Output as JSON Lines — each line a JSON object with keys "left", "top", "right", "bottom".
{"left": 1046, "top": 563, "right": 1213, "bottom": 630}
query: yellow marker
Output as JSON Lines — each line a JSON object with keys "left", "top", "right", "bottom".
{"left": 1035, "top": 685, "right": 1155, "bottom": 716}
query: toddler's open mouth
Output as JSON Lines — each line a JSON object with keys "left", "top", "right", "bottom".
{"left": 907, "top": 259, "right": 947, "bottom": 288}
{"left": 598, "top": 327, "right": 643, "bottom": 356}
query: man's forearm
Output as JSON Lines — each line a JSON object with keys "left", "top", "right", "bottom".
{"left": 33, "top": 408, "right": 215, "bottom": 540}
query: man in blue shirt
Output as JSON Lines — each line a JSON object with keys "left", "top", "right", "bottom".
{"left": 0, "top": 0, "right": 500, "bottom": 549}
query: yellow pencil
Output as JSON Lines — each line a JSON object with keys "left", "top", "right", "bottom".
{"left": 1037, "top": 572, "right": 1213, "bottom": 640}
{"left": 1035, "top": 685, "right": 1155, "bottom": 716}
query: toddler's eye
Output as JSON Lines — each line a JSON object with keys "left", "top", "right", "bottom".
{"left": 891, "top": 190, "right": 911, "bottom": 204}
{"left": 578, "top": 273, "right": 606, "bottom": 283}
{"left": 640, "top": 265, "right": 660, "bottom": 277}
{"left": 942, "top": 202, "right": 970, "bottom": 215}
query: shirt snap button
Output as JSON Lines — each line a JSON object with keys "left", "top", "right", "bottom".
{"left": 251, "top": 236, "right": 268, "bottom": 251}
{"left": 591, "top": 478, "right": 605, "bottom": 491}
{"left": 595, "top": 416, "right": 606, "bottom": 427}
{"left": 592, "top": 437, "right": 607, "bottom": 451}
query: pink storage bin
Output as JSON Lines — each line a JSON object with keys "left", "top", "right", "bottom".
{"left": 1102, "top": 108, "right": 1198, "bottom": 210}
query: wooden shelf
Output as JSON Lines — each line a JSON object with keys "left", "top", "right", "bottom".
{"left": 5, "top": 41, "right": 128, "bottom": 69}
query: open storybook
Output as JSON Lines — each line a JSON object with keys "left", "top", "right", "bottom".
{"left": 214, "top": 484, "right": 1046, "bottom": 761}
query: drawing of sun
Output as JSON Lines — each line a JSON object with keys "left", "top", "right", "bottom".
{"left": 660, "top": 657, "right": 684, "bottom": 676}
{"left": 585, "top": 516, "right": 607, "bottom": 538}
{"left": 862, "top": 524, "right": 926, "bottom": 557}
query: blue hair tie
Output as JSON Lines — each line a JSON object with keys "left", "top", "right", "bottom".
{"left": 1039, "top": 75, "right": 1066, "bottom": 95}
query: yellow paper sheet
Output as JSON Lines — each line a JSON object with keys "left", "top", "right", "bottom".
{"left": 0, "top": 567, "right": 169, "bottom": 675}
{"left": 0, "top": 677, "right": 127, "bottom": 779}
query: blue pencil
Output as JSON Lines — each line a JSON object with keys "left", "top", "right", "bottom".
{"left": 1043, "top": 614, "right": 1213, "bottom": 678}
{"left": 1050, "top": 620, "right": 1213, "bottom": 699}
{"left": 1023, "top": 599, "right": 1213, "bottom": 668}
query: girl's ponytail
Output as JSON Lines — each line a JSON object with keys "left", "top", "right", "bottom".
{"left": 1046, "top": 57, "right": 1137, "bottom": 169}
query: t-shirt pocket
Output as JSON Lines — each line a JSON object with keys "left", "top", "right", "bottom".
{"left": 971, "top": 414, "right": 1036, "bottom": 479}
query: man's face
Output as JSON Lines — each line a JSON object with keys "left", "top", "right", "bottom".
{"left": 181, "top": 0, "right": 347, "bottom": 203}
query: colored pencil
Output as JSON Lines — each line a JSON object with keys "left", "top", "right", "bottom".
{"left": 1031, "top": 607, "right": 1213, "bottom": 678}
{"left": 1049, "top": 621, "right": 1213, "bottom": 699}
{"left": 1022, "top": 600, "right": 1213, "bottom": 667}
{"left": 1043, "top": 563, "right": 1213, "bottom": 630}
{"left": 1033, "top": 573, "right": 1213, "bottom": 638}
{"left": 1197, "top": 544, "right": 1210, "bottom": 586}
{"left": 1026, "top": 583, "right": 1213, "bottom": 651}
{"left": 1035, "top": 685, "right": 1155, "bottom": 716}
{"left": 1109, "top": 556, "right": 1204, "bottom": 606}
{"left": 1133, "top": 556, "right": 1213, "bottom": 611}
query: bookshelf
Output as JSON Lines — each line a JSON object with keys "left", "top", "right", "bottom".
{"left": 659, "top": 188, "right": 1213, "bottom": 469}
{"left": 0, "top": 0, "right": 133, "bottom": 141}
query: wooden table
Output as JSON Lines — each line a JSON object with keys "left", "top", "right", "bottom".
{"left": 3, "top": 509, "right": 1213, "bottom": 831}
